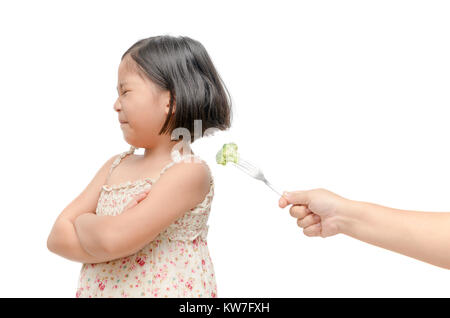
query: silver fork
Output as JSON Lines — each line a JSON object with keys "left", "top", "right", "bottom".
{"left": 230, "top": 157, "right": 285, "bottom": 197}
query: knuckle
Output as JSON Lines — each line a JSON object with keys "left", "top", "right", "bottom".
{"left": 290, "top": 205, "right": 305, "bottom": 218}
{"left": 289, "top": 205, "right": 297, "bottom": 217}
{"left": 303, "top": 214, "right": 313, "bottom": 225}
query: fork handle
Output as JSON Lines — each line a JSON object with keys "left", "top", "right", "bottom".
{"left": 263, "top": 179, "right": 286, "bottom": 198}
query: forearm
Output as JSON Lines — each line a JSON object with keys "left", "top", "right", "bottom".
{"left": 338, "top": 200, "right": 450, "bottom": 270}
{"left": 47, "top": 218, "right": 113, "bottom": 264}
{"left": 73, "top": 213, "right": 114, "bottom": 260}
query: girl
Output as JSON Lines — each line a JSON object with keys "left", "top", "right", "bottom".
{"left": 47, "top": 35, "right": 232, "bottom": 297}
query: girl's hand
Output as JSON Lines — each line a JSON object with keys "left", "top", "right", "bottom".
{"left": 122, "top": 189, "right": 150, "bottom": 213}
{"left": 279, "top": 188, "right": 350, "bottom": 237}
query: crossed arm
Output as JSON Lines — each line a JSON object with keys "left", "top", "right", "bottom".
{"left": 47, "top": 216, "right": 114, "bottom": 264}
{"left": 48, "top": 152, "right": 211, "bottom": 264}
{"left": 73, "top": 160, "right": 211, "bottom": 261}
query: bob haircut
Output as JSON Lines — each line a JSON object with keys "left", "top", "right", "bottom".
{"left": 121, "top": 35, "right": 233, "bottom": 144}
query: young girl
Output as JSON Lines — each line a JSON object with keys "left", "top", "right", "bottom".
{"left": 47, "top": 35, "right": 232, "bottom": 297}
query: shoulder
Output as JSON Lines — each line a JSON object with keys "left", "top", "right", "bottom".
{"left": 106, "top": 153, "right": 120, "bottom": 167}
{"left": 93, "top": 153, "right": 121, "bottom": 180}
{"left": 105, "top": 149, "right": 138, "bottom": 172}
{"left": 97, "top": 153, "right": 120, "bottom": 177}
{"left": 158, "top": 156, "right": 212, "bottom": 202}
{"left": 169, "top": 156, "right": 212, "bottom": 186}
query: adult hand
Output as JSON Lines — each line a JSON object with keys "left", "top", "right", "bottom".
{"left": 279, "top": 188, "right": 349, "bottom": 237}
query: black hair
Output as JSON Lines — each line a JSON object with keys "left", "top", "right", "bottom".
{"left": 121, "top": 35, "right": 233, "bottom": 143}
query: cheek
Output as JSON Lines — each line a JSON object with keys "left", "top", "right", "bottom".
{"left": 132, "top": 105, "right": 167, "bottom": 132}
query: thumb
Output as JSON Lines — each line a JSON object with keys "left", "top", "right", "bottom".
{"left": 279, "top": 191, "right": 290, "bottom": 208}
{"left": 284, "top": 190, "right": 310, "bottom": 205}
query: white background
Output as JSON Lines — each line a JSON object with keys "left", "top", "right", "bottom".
{"left": 1, "top": 0, "right": 449, "bottom": 297}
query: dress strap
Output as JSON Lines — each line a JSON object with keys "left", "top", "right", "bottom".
{"left": 106, "top": 145, "right": 136, "bottom": 183}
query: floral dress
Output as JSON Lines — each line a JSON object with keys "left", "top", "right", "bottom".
{"left": 75, "top": 145, "right": 217, "bottom": 298}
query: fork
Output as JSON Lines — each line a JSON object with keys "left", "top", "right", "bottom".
{"left": 230, "top": 157, "right": 286, "bottom": 198}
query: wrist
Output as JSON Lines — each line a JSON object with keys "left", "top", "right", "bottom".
{"left": 335, "top": 198, "right": 366, "bottom": 235}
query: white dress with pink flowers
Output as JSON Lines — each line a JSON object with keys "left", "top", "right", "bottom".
{"left": 75, "top": 145, "right": 217, "bottom": 298}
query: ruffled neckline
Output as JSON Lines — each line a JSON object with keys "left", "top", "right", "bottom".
{"left": 102, "top": 177, "right": 156, "bottom": 191}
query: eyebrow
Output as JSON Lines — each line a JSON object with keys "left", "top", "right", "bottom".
{"left": 116, "top": 81, "right": 130, "bottom": 92}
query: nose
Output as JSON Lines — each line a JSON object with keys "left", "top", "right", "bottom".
{"left": 113, "top": 98, "right": 121, "bottom": 112}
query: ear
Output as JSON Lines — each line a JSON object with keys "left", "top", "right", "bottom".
{"left": 164, "top": 92, "right": 176, "bottom": 115}
{"left": 165, "top": 103, "right": 175, "bottom": 115}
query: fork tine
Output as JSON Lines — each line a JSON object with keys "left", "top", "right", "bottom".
{"left": 238, "top": 159, "right": 258, "bottom": 172}
{"left": 239, "top": 158, "right": 256, "bottom": 168}
{"left": 237, "top": 161, "right": 253, "bottom": 171}
{"left": 232, "top": 162, "right": 253, "bottom": 176}
{"left": 242, "top": 159, "right": 264, "bottom": 175}
{"left": 237, "top": 159, "right": 267, "bottom": 181}
{"left": 238, "top": 162, "right": 259, "bottom": 176}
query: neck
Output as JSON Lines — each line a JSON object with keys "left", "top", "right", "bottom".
{"left": 142, "top": 137, "right": 193, "bottom": 161}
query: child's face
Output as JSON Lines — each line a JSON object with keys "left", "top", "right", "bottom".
{"left": 114, "top": 54, "right": 173, "bottom": 147}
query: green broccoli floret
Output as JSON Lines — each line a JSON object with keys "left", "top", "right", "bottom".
{"left": 216, "top": 143, "right": 239, "bottom": 166}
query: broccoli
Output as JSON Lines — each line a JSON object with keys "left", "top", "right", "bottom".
{"left": 216, "top": 143, "right": 239, "bottom": 165}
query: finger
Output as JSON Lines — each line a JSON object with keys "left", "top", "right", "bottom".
{"left": 135, "top": 192, "right": 148, "bottom": 203}
{"left": 125, "top": 192, "right": 149, "bottom": 210}
{"left": 284, "top": 190, "right": 310, "bottom": 206}
{"left": 278, "top": 191, "right": 290, "bottom": 208}
{"left": 125, "top": 199, "right": 138, "bottom": 210}
{"left": 289, "top": 205, "right": 310, "bottom": 219}
{"left": 303, "top": 222, "right": 322, "bottom": 237}
{"left": 279, "top": 197, "right": 287, "bottom": 208}
{"left": 297, "top": 213, "right": 321, "bottom": 228}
